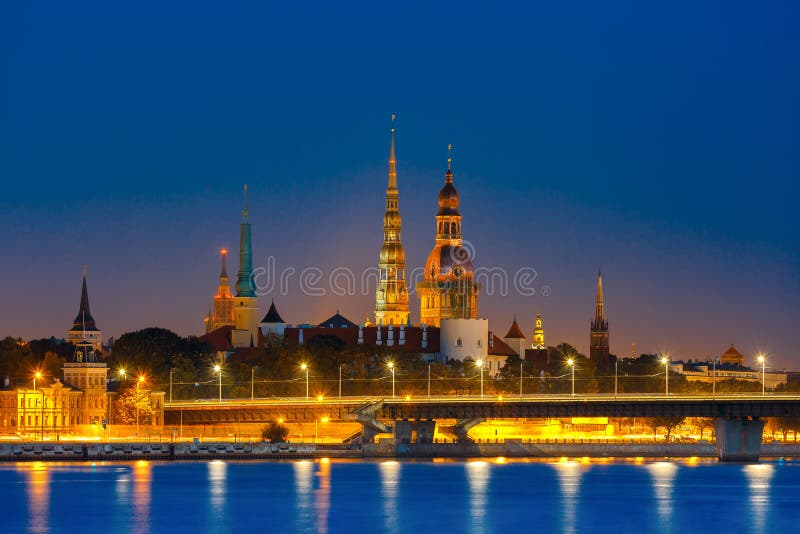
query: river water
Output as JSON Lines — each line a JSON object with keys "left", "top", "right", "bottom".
{"left": 2, "top": 458, "right": 799, "bottom": 533}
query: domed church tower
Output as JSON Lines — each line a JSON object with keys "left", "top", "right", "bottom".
{"left": 374, "top": 117, "right": 410, "bottom": 325}
{"left": 417, "top": 146, "right": 480, "bottom": 327}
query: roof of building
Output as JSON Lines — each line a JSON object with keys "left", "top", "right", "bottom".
{"left": 261, "top": 300, "right": 285, "bottom": 323}
{"left": 198, "top": 325, "right": 235, "bottom": 352}
{"left": 318, "top": 311, "right": 358, "bottom": 329}
{"left": 71, "top": 274, "right": 99, "bottom": 332}
{"left": 722, "top": 345, "right": 743, "bottom": 358}
{"left": 284, "top": 325, "right": 440, "bottom": 353}
{"left": 489, "top": 335, "right": 517, "bottom": 356}
{"left": 504, "top": 318, "right": 525, "bottom": 339}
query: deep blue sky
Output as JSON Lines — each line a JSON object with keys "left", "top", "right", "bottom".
{"left": 1, "top": 1, "right": 798, "bottom": 366}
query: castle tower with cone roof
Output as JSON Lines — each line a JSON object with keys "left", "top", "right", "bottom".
{"left": 66, "top": 267, "right": 102, "bottom": 352}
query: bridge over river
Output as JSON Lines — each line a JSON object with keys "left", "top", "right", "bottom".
{"left": 164, "top": 394, "right": 800, "bottom": 461}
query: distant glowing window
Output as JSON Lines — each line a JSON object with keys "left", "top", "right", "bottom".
{"left": 456, "top": 338, "right": 462, "bottom": 347}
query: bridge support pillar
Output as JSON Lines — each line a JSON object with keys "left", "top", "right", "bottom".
{"left": 714, "top": 417, "right": 764, "bottom": 462}
{"left": 394, "top": 419, "right": 436, "bottom": 444}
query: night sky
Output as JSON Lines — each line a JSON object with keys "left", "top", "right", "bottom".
{"left": 1, "top": 2, "right": 798, "bottom": 367}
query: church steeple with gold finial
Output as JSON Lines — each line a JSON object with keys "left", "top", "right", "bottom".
{"left": 374, "top": 116, "right": 410, "bottom": 326}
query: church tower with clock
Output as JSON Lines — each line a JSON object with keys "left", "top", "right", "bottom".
{"left": 417, "top": 147, "right": 480, "bottom": 327}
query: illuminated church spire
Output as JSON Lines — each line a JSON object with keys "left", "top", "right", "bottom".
{"left": 590, "top": 269, "right": 610, "bottom": 367}
{"left": 375, "top": 115, "right": 410, "bottom": 325}
{"left": 232, "top": 184, "right": 260, "bottom": 346}
{"left": 206, "top": 248, "right": 234, "bottom": 332}
{"left": 418, "top": 145, "right": 480, "bottom": 327}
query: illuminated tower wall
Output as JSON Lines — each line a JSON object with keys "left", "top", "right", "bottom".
{"left": 374, "top": 122, "right": 410, "bottom": 326}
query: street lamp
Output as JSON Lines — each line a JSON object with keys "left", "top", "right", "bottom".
{"left": 136, "top": 375, "right": 145, "bottom": 437}
{"left": 118, "top": 369, "right": 126, "bottom": 382}
{"left": 661, "top": 357, "right": 669, "bottom": 396}
{"left": 338, "top": 364, "right": 343, "bottom": 399}
{"left": 519, "top": 360, "right": 524, "bottom": 398}
{"left": 567, "top": 358, "right": 575, "bottom": 397}
{"left": 476, "top": 359, "right": 484, "bottom": 398}
{"left": 213, "top": 364, "right": 222, "bottom": 404}
{"left": 428, "top": 362, "right": 432, "bottom": 399}
{"left": 757, "top": 354, "right": 766, "bottom": 396}
{"left": 614, "top": 358, "right": 619, "bottom": 399}
{"left": 387, "top": 361, "right": 395, "bottom": 398}
{"left": 300, "top": 363, "right": 309, "bottom": 399}
{"left": 34, "top": 371, "right": 42, "bottom": 390}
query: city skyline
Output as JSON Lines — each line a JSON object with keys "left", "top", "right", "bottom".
{"left": 1, "top": 2, "right": 798, "bottom": 366}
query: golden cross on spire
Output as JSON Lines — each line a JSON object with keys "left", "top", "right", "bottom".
{"left": 391, "top": 113, "right": 396, "bottom": 132}
{"left": 447, "top": 144, "right": 453, "bottom": 170}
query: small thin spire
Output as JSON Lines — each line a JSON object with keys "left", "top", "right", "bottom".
{"left": 242, "top": 184, "right": 249, "bottom": 221}
{"left": 219, "top": 248, "right": 228, "bottom": 277}
{"left": 446, "top": 144, "right": 453, "bottom": 183}
{"left": 82, "top": 264, "right": 87, "bottom": 278}
{"left": 388, "top": 114, "right": 397, "bottom": 189}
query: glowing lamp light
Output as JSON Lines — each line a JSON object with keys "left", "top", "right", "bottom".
{"left": 34, "top": 371, "right": 42, "bottom": 379}
{"left": 300, "top": 363, "right": 308, "bottom": 371}
{"left": 138, "top": 375, "right": 145, "bottom": 383}
{"left": 118, "top": 369, "right": 126, "bottom": 377}
{"left": 566, "top": 358, "right": 574, "bottom": 367}
{"left": 317, "top": 395, "right": 324, "bottom": 402}
{"left": 757, "top": 354, "right": 766, "bottom": 364}
{"left": 404, "top": 394, "right": 411, "bottom": 401}
{"left": 476, "top": 359, "right": 483, "bottom": 368}
{"left": 214, "top": 365, "right": 221, "bottom": 373}
{"left": 220, "top": 248, "right": 228, "bottom": 256}
{"left": 277, "top": 418, "right": 284, "bottom": 424}
{"left": 387, "top": 361, "right": 394, "bottom": 369}
{"left": 320, "top": 416, "right": 329, "bottom": 423}
{"left": 661, "top": 357, "right": 669, "bottom": 365}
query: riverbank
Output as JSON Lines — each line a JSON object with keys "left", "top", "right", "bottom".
{"left": 3, "top": 440, "right": 800, "bottom": 461}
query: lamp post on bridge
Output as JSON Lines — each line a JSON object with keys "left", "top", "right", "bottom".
{"left": 476, "top": 359, "right": 484, "bottom": 398}
{"left": 567, "top": 358, "right": 575, "bottom": 397}
{"left": 387, "top": 361, "right": 395, "bottom": 399}
{"left": 213, "top": 365, "right": 222, "bottom": 404}
{"left": 661, "top": 356, "right": 670, "bottom": 396}
{"left": 300, "top": 363, "right": 309, "bottom": 400}
{"left": 614, "top": 358, "right": 619, "bottom": 399}
{"left": 757, "top": 354, "right": 766, "bottom": 396}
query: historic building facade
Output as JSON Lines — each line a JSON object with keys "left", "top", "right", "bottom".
{"left": 589, "top": 271, "right": 610, "bottom": 367}
{"left": 417, "top": 149, "right": 480, "bottom": 327}
{"left": 374, "top": 121, "right": 410, "bottom": 326}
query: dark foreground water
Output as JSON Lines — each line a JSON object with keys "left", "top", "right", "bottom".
{"left": 2, "top": 458, "right": 799, "bottom": 533}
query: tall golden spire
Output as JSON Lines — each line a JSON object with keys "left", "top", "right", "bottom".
{"left": 374, "top": 116, "right": 409, "bottom": 326}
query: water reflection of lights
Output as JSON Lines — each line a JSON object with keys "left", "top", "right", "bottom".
{"left": 132, "top": 461, "right": 152, "bottom": 534}
{"left": 22, "top": 462, "right": 50, "bottom": 534}
{"left": 314, "top": 459, "right": 331, "bottom": 534}
{"left": 647, "top": 461, "right": 677, "bottom": 531}
{"left": 466, "top": 461, "right": 490, "bottom": 534}
{"left": 293, "top": 460, "right": 314, "bottom": 532}
{"left": 553, "top": 461, "right": 584, "bottom": 534}
{"left": 379, "top": 461, "right": 401, "bottom": 534}
{"left": 208, "top": 460, "right": 227, "bottom": 522}
{"left": 744, "top": 463, "right": 774, "bottom": 533}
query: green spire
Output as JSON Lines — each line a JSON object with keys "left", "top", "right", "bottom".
{"left": 235, "top": 185, "right": 255, "bottom": 297}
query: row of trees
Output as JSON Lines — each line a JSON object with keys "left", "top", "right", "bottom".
{"left": 2, "top": 331, "right": 793, "bottom": 401}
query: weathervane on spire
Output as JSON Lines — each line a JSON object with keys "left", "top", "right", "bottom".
{"left": 391, "top": 113, "right": 396, "bottom": 132}
{"left": 242, "top": 184, "right": 249, "bottom": 220}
